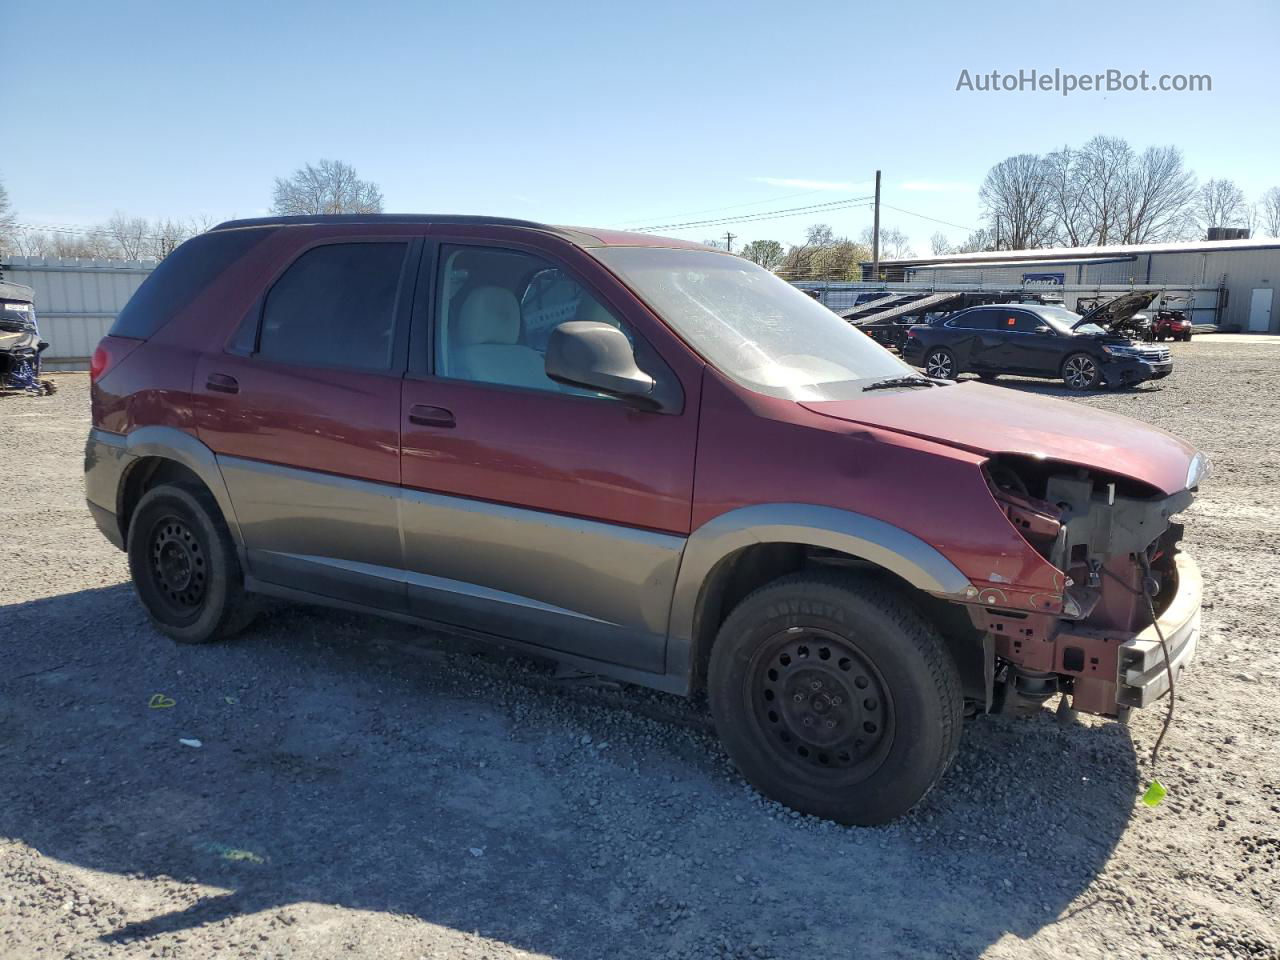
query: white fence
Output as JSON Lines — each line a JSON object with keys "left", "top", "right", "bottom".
{"left": 0, "top": 256, "right": 157, "bottom": 370}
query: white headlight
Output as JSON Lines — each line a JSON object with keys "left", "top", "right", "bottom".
{"left": 1186, "top": 452, "right": 1211, "bottom": 490}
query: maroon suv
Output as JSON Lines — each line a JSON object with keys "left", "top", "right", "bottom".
{"left": 86, "top": 215, "right": 1206, "bottom": 824}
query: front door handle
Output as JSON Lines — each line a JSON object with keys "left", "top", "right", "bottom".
{"left": 408, "top": 404, "right": 456, "bottom": 428}
{"left": 206, "top": 373, "right": 239, "bottom": 394}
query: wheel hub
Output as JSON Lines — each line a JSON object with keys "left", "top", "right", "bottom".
{"left": 149, "top": 518, "right": 206, "bottom": 608}
{"left": 754, "top": 631, "right": 891, "bottom": 771}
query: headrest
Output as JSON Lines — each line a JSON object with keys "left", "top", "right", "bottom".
{"left": 456, "top": 286, "right": 521, "bottom": 346}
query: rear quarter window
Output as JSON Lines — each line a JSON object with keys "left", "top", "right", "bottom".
{"left": 109, "top": 228, "right": 274, "bottom": 339}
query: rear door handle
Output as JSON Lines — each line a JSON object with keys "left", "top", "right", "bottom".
{"left": 206, "top": 373, "right": 239, "bottom": 394}
{"left": 408, "top": 404, "right": 455, "bottom": 428}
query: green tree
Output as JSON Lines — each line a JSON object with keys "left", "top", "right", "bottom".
{"left": 738, "top": 239, "right": 785, "bottom": 270}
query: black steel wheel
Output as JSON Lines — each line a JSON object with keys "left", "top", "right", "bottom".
{"left": 923, "top": 347, "right": 957, "bottom": 380}
{"left": 708, "top": 573, "right": 962, "bottom": 825}
{"left": 749, "top": 627, "right": 894, "bottom": 779}
{"left": 127, "top": 482, "right": 257, "bottom": 643}
{"left": 146, "top": 514, "right": 209, "bottom": 619}
{"left": 1062, "top": 352, "right": 1102, "bottom": 390}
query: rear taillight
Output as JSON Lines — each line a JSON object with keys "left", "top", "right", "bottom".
{"left": 90, "top": 343, "right": 112, "bottom": 382}
{"left": 90, "top": 336, "right": 142, "bottom": 383}
{"left": 907, "top": 329, "right": 919, "bottom": 339}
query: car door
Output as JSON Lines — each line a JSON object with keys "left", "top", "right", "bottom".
{"left": 397, "top": 228, "right": 702, "bottom": 673}
{"left": 992, "top": 309, "right": 1063, "bottom": 375}
{"left": 194, "top": 232, "right": 422, "bottom": 611}
{"left": 944, "top": 308, "right": 1003, "bottom": 369}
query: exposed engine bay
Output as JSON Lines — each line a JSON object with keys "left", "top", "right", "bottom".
{"left": 977, "top": 454, "right": 1200, "bottom": 717}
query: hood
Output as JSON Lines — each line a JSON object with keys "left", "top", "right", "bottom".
{"left": 802, "top": 382, "right": 1199, "bottom": 496}
{"left": 1074, "top": 291, "right": 1157, "bottom": 330}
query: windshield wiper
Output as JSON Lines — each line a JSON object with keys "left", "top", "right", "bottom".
{"left": 862, "top": 376, "right": 938, "bottom": 392}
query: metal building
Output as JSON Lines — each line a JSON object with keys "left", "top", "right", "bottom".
{"left": 0, "top": 256, "right": 157, "bottom": 369}
{"left": 859, "top": 238, "right": 1280, "bottom": 333}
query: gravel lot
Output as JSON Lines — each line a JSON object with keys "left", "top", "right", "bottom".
{"left": 2, "top": 339, "right": 1277, "bottom": 960}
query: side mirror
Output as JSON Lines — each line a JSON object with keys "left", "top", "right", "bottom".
{"left": 545, "top": 321, "right": 658, "bottom": 407}
{"left": 1035, "top": 325, "right": 1052, "bottom": 334}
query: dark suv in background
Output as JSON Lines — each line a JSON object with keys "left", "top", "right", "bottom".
{"left": 86, "top": 215, "right": 1204, "bottom": 825}
{"left": 903, "top": 297, "right": 1173, "bottom": 389}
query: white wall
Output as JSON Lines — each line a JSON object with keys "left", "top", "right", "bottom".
{"left": 0, "top": 256, "right": 157, "bottom": 369}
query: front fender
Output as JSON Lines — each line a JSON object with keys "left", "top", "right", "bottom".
{"left": 665, "top": 503, "right": 975, "bottom": 678}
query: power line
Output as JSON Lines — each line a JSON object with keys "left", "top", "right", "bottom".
{"left": 607, "top": 187, "right": 835, "bottom": 228}
{"left": 636, "top": 196, "right": 875, "bottom": 233}
{"left": 10, "top": 220, "right": 192, "bottom": 243}
{"left": 880, "top": 203, "right": 976, "bottom": 233}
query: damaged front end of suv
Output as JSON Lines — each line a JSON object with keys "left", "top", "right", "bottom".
{"left": 975, "top": 453, "right": 1207, "bottom": 718}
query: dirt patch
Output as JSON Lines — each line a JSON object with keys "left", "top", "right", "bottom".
{"left": 0, "top": 349, "right": 1276, "bottom": 959}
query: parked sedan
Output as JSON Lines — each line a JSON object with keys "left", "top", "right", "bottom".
{"left": 902, "top": 300, "right": 1173, "bottom": 390}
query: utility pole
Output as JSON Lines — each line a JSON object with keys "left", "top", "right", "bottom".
{"left": 871, "top": 170, "right": 881, "bottom": 281}
{"left": 723, "top": 231, "right": 736, "bottom": 253}
{"left": 994, "top": 215, "right": 1002, "bottom": 251}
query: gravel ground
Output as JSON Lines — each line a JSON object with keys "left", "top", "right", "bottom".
{"left": 1, "top": 339, "right": 1277, "bottom": 960}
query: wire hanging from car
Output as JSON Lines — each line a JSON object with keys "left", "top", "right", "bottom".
{"left": 1101, "top": 557, "right": 1177, "bottom": 770}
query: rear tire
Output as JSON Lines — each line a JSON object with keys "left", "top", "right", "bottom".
{"left": 1181, "top": 332, "right": 1193, "bottom": 342}
{"left": 1062, "top": 352, "right": 1102, "bottom": 390}
{"left": 923, "top": 347, "right": 958, "bottom": 381}
{"left": 126, "top": 483, "right": 257, "bottom": 644}
{"left": 708, "top": 573, "right": 962, "bottom": 825}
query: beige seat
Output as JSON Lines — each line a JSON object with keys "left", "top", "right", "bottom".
{"left": 451, "top": 286, "right": 549, "bottom": 389}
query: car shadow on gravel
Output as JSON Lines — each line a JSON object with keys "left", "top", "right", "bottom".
{"left": 1, "top": 584, "right": 1142, "bottom": 959}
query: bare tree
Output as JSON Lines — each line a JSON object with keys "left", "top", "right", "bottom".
{"left": 1072, "top": 136, "right": 1135, "bottom": 245}
{"left": 272, "top": 159, "right": 384, "bottom": 216}
{"left": 10, "top": 230, "right": 51, "bottom": 257}
{"left": 142, "top": 218, "right": 192, "bottom": 260}
{"left": 100, "top": 211, "right": 151, "bottom": 260}
{"left": 1043, "top": 146, "right": 1090, "bottom": 246}
{"left": 0, "top": 176, "right": 14, "bottom": 257}
{"left": 1120, "top": 145, "right": 1197, "bottom": 244}
{"left": 1196, "top": 179, "right": 1249, "bottom": 234}
{"left": 979, "top": 154, "right": 1054, "bottom": 249}
{"left": 1260, "top": 187, "right": 1280, "bottom": 238}
{"left": 930, "top": 232, "right": 953, "bottom": 255}
{"left": 955, "top": 228, "right": 996, "bottom": 254}
{"left": 868, "top": 227, "right": 914, "bottom": 260}
{"left": 738, "top": 239, "right": 785, "bottom": 270}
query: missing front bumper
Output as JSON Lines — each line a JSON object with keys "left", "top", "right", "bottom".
{"left": 1116, "top": 553, "right": 1202, "bottom": 708}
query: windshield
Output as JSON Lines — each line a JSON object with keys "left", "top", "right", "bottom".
{"left": 593, "top": 247, "right": 910, "bottom": 400}
{"left": 1036, "top": 305, "right": 1106, "bottom": 336}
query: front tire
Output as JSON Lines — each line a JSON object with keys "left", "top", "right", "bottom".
{"left": 708, "top": 573, "right": 962, "bottom": 825}
{"left": 1062, "top": 352, "right": 1102, "bottom": 390}
{"left": 126, "top": 483, "right": 256, "bottom": 644}
{"left": 923, "top": 347, "right": 958, "bottom": 381}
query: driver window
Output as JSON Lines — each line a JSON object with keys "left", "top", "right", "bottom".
{"left": 435, "top": 245, "right": 634, "bottom": 395}
{"left": 1007, "top": 311, "right": 1045, "bottom": 332}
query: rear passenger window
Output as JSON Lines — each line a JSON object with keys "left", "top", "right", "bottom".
{"left": 257, "top": 243, "right": 407, "bottom": 371}
{"left": 110, "top": 228, "right": 273, "bottom": 339}
{"left": 950, "top": 310, "right": 995, "bottom": 330}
